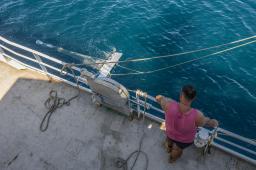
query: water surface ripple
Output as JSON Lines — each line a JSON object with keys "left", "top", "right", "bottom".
{"left": 0, "top": 0, "right": 255, "bottom": 138}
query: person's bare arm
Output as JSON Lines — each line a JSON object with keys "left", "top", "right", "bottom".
{"left": 196, "top": 111, "right": 218, "bottom": 128}
{"left": 155, "top": 95, "right": 173, "bottom": 113}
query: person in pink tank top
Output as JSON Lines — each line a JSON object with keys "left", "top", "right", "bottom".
{"left": 156, "top": 85, "right": 218, "bottom": 163}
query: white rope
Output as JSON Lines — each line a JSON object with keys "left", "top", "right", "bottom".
{"left": 94, "top": 35, "right": 256, "bottom": 65}
{"left": 110, "top": 39, "right": 256, "bottom": 76}
{"left": 116, "top": 64, "right": 143, "bottom": 73}
{"left": 29, "top": 35, "right": 256, "bottom": 75}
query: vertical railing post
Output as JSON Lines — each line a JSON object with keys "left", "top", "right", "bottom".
{"left": 136, "top": 91, "right": 141, "bottom": 119}
{"left": 32, "top": 53, "right": 51, "bottom": 79}
{"left": 0, "top": 47, "right": 7, "bottom": 62}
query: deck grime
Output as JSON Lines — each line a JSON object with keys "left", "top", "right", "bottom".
{"left": 0, "top": 62, "right": 254, "bottom": 170}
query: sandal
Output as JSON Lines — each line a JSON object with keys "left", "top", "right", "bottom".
{"left": 169, "top": 155, "right": 176, "bottom": 163}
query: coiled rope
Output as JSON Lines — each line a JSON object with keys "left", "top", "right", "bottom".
{"left": 40, "top": 64, "right": 80, "bottom": 132}
{"left": 115, "top": 92, "right": 149, "bottom": 170}
{"left": 40, "top": 90, "right": 79, "bottom": 132}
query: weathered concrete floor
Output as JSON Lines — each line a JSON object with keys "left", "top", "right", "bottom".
{"left": 0, "top": 62, "right": 255, "bottom": 170}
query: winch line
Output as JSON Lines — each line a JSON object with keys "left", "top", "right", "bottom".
{"left": 54, "top": 35, "right": 256, "bottom": 76}
{"left": 93, "top": 35, "right": 256, "bottom": 65}
{"left": 116, "top": 64, "right": 143, "bottom": 73}
{"left": 110, "top": 39, "right": 256, "bottom": 76}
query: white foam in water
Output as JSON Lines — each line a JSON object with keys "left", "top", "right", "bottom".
{"left": 36, "top": 40, "right": 43, "bottom": 45}
{"left": 36, "top": 40, "right": 54, "bottom": 48}
{"left": 46, "top": 44, "right": 54, "bottom": 48}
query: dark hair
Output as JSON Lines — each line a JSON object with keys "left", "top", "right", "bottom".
{"left": 182, "top": 85, "right": 197, "bottom": 101}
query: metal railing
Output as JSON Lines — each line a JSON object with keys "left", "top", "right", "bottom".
{"left": 0, "top": 36, "right": 91, "bottom": 92}
{"left": 131, "top": 90, "right": 256, "bottom": 165}
{"left": 0, "top": 36, "right": 255, "bottom": 165}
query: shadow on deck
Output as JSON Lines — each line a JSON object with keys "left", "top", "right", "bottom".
{"left": 0, "top": 63, "right": 255, "bottom": 170}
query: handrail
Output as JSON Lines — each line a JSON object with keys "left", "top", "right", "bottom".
{"left": 216, "top": 137, "right": 256, "bottom": 156}
{"left": 2, "top": 52, "right": 87, "bottom": 84}
{"left": 0, "top": 39, "right": 88, "bottom": 84}
{"left": 135, "top": 92, "right": 256, "bottom": 145}
{"left": 213, "top": 142, "right": 256, "bottom": 165}
{"left": 134, "top": 92, "right": 256, "bottom": 165}
{"left": 218, "top": 128, "right": 256, "bottom": 146}
{"left": 0, "top": 36, "right": 82, "bottom": 72}
{"left": 0, "top": 36, "right": 63, "bottom": 64}
{"left": 2, "top": 52, "right": 91, "bottom": 93}
{"left": 0, "top": 36, "right": 255, "bottom": 165}
{"left": 0, "top": 44, "right": 38, "bottom": 63}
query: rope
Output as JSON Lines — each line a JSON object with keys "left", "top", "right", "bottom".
{"left": 56, "top": 35, "right": 256, "bottom": 70}
{"left": 115, "top": 93, "right": 149, "bottom": 170}
{"left": 40, "top": 64, "right": 81, "bottom": 132}
{"left": 110, "top": 39, "right": 256, "bottom": 76}
{"left": 93, "top": 35, "right": 256, "bottom": 65}
{"left": 55, "top": 35, "right": 256, "bottom": 76}
{"left": 116, "top": 64, "right": 143, "bottom": 73}
{"left": 40, "top": 90, "right": 79, "bottom": 132}
{"left": 60, "top": 63, "right": 80, "bottom": 84}
{"left": 204, "top": 127, "right": 218, "bottom": 155}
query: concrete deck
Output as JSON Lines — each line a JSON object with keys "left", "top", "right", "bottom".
{"left": 0, "top": 62, "right": 255, "bottom": 170}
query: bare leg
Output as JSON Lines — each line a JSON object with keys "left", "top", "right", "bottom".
{"left": 169, "top": 144, "right": 183, "bottom": 163}
{"left": 165, "top": 137, "right": 173, "bottom": 153}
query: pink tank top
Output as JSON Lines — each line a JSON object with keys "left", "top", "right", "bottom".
{"left": 166, "top": 101, "right": 198, "bottom": 143}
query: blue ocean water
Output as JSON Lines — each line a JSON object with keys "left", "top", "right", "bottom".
{"left": 0, "top": 0, "right": 255, "bottom": 138}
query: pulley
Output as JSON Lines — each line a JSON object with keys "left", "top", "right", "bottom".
{"left": 81, "top": 70, "right": 131, "bottom": 116}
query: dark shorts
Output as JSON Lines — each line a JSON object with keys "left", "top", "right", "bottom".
{"left": 166, "top": 137, "right": 193, "bottom": 149}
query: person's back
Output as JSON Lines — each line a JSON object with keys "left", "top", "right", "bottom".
{"left": 166, "top": 101, "right": 197, "bottom": 143}
{"left": 156, "top": 85, "right": 218, "bottom": 163}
